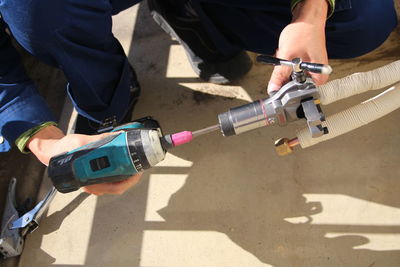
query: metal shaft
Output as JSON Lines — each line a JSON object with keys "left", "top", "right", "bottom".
{"left": 288, "top": 137, "right": 300, "bottom": 148}
{"left": 192, "top": 124, "right": 220, "bottom": 137}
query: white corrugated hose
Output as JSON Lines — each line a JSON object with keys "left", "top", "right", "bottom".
{"left": 319, "top": 60, "right": 400, "bottom": 105}
{"left": 297, "top": 60, "right": 400, "bottom": 149}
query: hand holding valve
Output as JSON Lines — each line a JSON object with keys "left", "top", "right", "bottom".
{"left": 257, "top": 55, "right": 332, "bottom": 87}
{"left": 253, "top": 55, "right": 332, "bottom": 155}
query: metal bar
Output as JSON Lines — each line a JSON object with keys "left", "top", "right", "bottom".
{"left": 11, "top": 187, "right": 57, "bottom": 232}
{"left": 192, "top": 124, "right": 220, "bottom": 137}
{"left": 0, "top": 178, "right": 24, "bottom": 258}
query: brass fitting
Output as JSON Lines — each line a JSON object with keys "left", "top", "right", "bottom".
{"left": 275, "top": 137, "right": 299, "bottom": 156}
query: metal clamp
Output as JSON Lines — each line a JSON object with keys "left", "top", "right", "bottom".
{"left": 301, "top": 99, "right": 328, "bottom": 138}
{"left": 0, "top": 178, "right": 56, "bottom": 259}
{"left": 10, "top": 187, "right": 56, "bottom": 234}
{"left": 257, "top": 55, "right": 331, "bottom": 138}
{"left": 0, "top": 178, "right": 24, "bottom": 258}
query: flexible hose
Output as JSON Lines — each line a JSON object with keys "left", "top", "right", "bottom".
{"left": 297, "top": 83, "right": 400, "bottom": 148}
{"left": 318, "top": 60, "right": 400, "bottom": 105}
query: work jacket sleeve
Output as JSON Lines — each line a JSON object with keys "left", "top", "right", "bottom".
{"left": 0, "top": 82, "right": 57, "bottom": 152}
{"left": 291, "top": 0, "right": 335, "bottom": 18}
{"left": 0, "top": 24, "right": 56, "bottom": 152}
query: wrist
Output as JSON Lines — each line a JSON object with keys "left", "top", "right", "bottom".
{"left": 16, "top": 122, "right": 58, "bottom": 153}
{"left": 27, "top": 125, "right": 65, "bottom": 165}
{"left": 292, "top": 0, "right": 329, "bottom": 25}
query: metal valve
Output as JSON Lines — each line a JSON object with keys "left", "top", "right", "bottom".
{"left": 256, "top": 55, "right": 331, "bottom": 152}
{"left": 256, "top": 55, "right": 332, "bottom": 76}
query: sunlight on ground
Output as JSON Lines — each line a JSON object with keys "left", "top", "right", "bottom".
{"left": 156, "top": 153, "right": 193, "bottom": 167}
{"left": 166, "top": 45, "right": 198, "bottom": 78}
{"left": 325, "top": 233, "right": 400, "bottom": 251}
{"left": 112, "top": 5, "right": 139, "bottom": 52}
{"left": 140, "top": 231, "right": 272, "bottom": 267}
{"left": 43, "top": 192, "right": 98, "bottom": 265}
{"left": 145, "top": 174, "right": 188, "bottom": 221}
{"left": 146, "top": 153, "right": 192, "bottom": 221}
{"left": 284, "top": 194, "right": 400, "bottom": 252}
{"left": 304, "top": 194, "right": 400, "bottom": 226}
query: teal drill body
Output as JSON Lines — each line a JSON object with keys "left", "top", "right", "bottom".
{"left": 48, "top": 119, "right": 166, "bottom": 193}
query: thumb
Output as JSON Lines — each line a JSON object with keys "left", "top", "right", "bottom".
{"left": 267, "top": 65, "right": 292, "bottom": 94}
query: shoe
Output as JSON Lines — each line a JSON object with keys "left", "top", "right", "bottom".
{"left": 148, "top": 0, "right": 252, "bottom": 85}
{"left": 74, "top": 65, "right": 141, "bottom": 135}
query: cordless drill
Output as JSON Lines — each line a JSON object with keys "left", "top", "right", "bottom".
{"left": 48, "top": 117, "right": 168, "bottom": 193}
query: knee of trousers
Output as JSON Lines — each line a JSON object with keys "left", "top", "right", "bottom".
{"left": 326, "top": 0, "right": 398, "bottom": 59}
{"left": 0, "top": 0, "right": 115, "bottom": 66}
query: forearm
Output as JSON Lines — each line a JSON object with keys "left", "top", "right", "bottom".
{"left": 291, "top": 0, "right": 334, "bottom": 20}
{"left": 292, "top": 0, "right": 329, "bottom": 24}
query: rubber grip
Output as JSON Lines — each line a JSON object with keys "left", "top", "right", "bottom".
{"left": 171, "top": 131, "right": 193, "bottom": 146}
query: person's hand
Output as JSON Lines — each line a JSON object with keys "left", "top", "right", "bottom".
{"left": 27, "top": 125, "right": 142, "bottom": 196}
{"left": 267, "top": 0, "right": 330, "bottom": 94}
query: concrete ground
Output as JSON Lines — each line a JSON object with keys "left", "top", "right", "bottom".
{"left": 9, "top": 2, "right": 400, "bottom": 267}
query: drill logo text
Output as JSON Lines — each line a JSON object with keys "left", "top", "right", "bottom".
{"left": 57, "top": 155, "right": 73, "bottom": 165}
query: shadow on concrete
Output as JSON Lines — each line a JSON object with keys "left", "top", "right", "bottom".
{"left": 12, "top": 193, "right": 90, "bottom": 266}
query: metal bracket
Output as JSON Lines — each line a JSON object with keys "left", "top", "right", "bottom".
{"left": 265, "top": 77, "right": 320, "bottom": 125}
{"left": 0, "top": 178, "right": 57, "bottom": 259}
{"left": 11, "top": 187, "right": 57, "bottom": 234}
{"left": 0, "top": 178, "right": 24, "bottom": 258}
{"left": 97, "top": 116, "right": 118, "bottom": 133}
{"left": 301, "top": 100, "right": 328, "bottom": 137}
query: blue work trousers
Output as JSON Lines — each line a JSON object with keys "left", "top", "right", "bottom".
{"left": 0, "top": 0, "right": 397, "bottom": 152}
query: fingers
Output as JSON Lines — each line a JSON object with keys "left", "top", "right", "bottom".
{"left": 310, "top": 73, "right": 329, "bottom": 86}
{"left": 267, "top": 65, "right": 292, "bottom": 94}
{"left": 268, "top": 64, "right": 330, "bottom": 94}
{"left": 82, "top": 173, "right": 142, "bottom": 196}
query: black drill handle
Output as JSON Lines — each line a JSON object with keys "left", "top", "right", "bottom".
{"left": 256, "top": 55, "right": 282, "bottom": 66}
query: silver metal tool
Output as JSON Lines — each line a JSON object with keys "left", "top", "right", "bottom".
{"left": 0, "top": 178, "right": 56, "bottom": 259}
{"left": 192, "top": 124, "right": 220, "bottom": 137}
{"left": 218, "top": 55, "right": 330, "bottom": 138}
{"left": 0, "top": 178, "right": 24, "bottom": 258}
{"left": 10, "top": 187, "right": 56, "bottom": 232}
{"left": 257, "top": 55, "right": 332, "bottom": 77}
